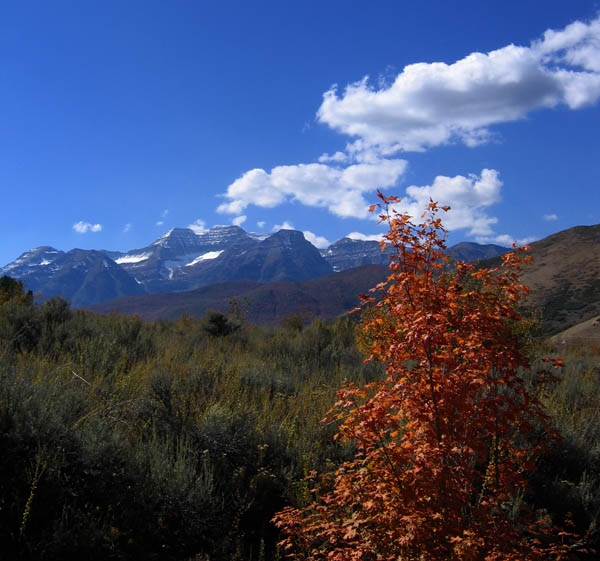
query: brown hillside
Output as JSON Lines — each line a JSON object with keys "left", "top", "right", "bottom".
{"left": 550, "top": 314, "right": 600, "bottom": 346}
{"left": 89, "top": 265, "right": 389, "bottom": 325}
{"left": 482, "top": 224, "right": 600, "bottom": 334}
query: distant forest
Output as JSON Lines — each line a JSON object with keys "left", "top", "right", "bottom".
{"left": 0, "top": 275, "right": 599, "bottom": 560}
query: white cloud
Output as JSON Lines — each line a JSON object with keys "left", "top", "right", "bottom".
{"left": 257, "top": 220, "right": 266, "bottom": 229}
{"left": 536, "top": 17, "right": 600, "bottom": 72}
{"left": 188, "top": 219, "right": 208, "bottom": 234}
{"left": 73, "top": 221, "right": 102, "bottom": 234}
{"left": 346, "top": 231, "right": 384, "bottom": 242}
{"left": 543, "top": 213, "right": 558, "bottom": 221}
{"left": 318, "top": 151, "right": 349, "bottom": 163}
{"left": 232, "top": 215, "right": 247, "bottom": 226}
{"left": 317, "top": 16, "right": 600, "bottom": 152}
{"left": 367, "top": 169, "right": 535, "bottom": 245}
{"left": 123, "top": 223, "right": 132, "bottom": 233}
{"left": 219, "top": 165, "right": 511, "bottom": 242}
{"left": 215, "top": 19, "right": 599, "bottom": 242}
{"left": 161, "top": 209, "right": 169, "bottom": 217}
{"left": 476, "top": 234, "right": 538, "bottom": 247}
{"left": 303, "top": 230, "right": 331, "bottom": 248}
{"left": 155, "top": 220, "right": 164, "bottom": 227}
{"left": 391, "top": 169, "right": 503, "bottom": 237}
{"left": 273, "top": 220, "right": 294, "bottom": 231}
{"left": 218, "top": 157, "right": 407, "bottom": 219}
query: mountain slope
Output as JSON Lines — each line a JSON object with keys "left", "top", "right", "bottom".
{"left": 90, "top": 265, "right": 389, "bottom": 324}
{"left": 479, "top": 224, "right": 600, "bottom": 334}
{"left": 550, "top": 314, "right": 600, "bottom": 345}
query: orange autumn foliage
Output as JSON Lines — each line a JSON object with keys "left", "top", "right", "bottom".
{"left": 273, "top": 194, "right": 577, "bottom": 560}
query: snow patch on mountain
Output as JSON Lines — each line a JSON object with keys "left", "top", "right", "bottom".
{"left": 115, "top": 252, "right": 152, "bottom": 264}
{"left": 185, "top": 251, "right": 224, "bottom": 266}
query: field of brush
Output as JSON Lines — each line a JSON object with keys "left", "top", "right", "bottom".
{"left": 1, "top": 286, "right": 599, "bottom": 560}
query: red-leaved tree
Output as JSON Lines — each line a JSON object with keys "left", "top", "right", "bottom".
{"left": 273, "top": 195, "right": 576, "bottom": 560}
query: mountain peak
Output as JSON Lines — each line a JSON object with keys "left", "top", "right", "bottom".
{"left": 271, "top": 228, "right": 305, "bottom": 239}
{"left": 1, "top": 246, "right": 64, "bottom": 275}
{"left": 331, "top": 237, "right": 379, "bottom": 247}
{"left": 265, "top": 229, "right": 310, "bottom": 252}
{"left": 211, "top": 224, "right": 245, "bottom": 231}
{"left": 193, "top": 225, "right": 252, "bottom": 246}
{"left": 152, "top": 227, "right": 199, "bottom": 246}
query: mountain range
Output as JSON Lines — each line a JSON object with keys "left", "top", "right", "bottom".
{"left": 0, "top": 225, "right": 508, "bottom": 308}
{"left": 3, "top": 221, "right": 600, "bottom": 335}
{"left": 88, "top": 221, "right": 600, "bottom": 334}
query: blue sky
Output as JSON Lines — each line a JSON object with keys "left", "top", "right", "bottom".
{"left": 1, "top": 0, "right": 599, "bottom": 265}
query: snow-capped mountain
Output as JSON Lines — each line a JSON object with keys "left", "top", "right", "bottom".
{"left": 0, "top": 248, "right": 145, "bottom": 306}
{"left": 1, "top": 246, "right": 65, "bottom": 277}
{"left": 0, "top": 225, "right": 509, "bottom": 307}
{"left": 320, "top": 238, "right": 509, "bottom": 272}
{"left": 172, "top": 229, "right": 333, "bottom": 288}
{"left": 108, "top": 226, "right": 256, "bottom": 292}
{"left": 0, "top": 226, "right": 334, "bottom": 305}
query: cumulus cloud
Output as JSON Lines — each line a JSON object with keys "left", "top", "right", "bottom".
{"left": 188, "top": 219, "right": 208, "bottom": 234}
{"left": 346, "top": 231, "right": 384, "bottom": 242}
{"left": 219, "top": 165, "right": 511, "bottom": 242}
{"left": 155, "top": 220, "right": 164, "bottom": 227}
{"left": 218, "top": 157, "right": 407, "bottom": 219}
{"left": 317, "top": 16, "right": 600, "bottom": 152}
{"left": 536, "top": 17, "right": 600, "bottom": 72}
{"left": 215, "top": 19, "right": 600, "bottom": 242}
{"left": 476, "top": 233, "right": 538, "bottom": 247}
{"left": 257, "top": 220, "right": 266, "bottom": 229}
{"left": 391, "top": 169, "right": 502, "bottom": 237}
{"left": 232, "top": 215, "right": 247, "bottom": 226}
{"left": 273, "top": 220, "right": 294, "bottom": 231}
{"left": 73, "top": 221, "right": 102, "bottom": 234}
{"left": 303, "top": 230, "right": 331, "bottom": 248}
{"left": 544, "top": 213, "right": 558, "bottom": 221}
{"left": 318, "top": 151, "right": 349, "bottom": 163}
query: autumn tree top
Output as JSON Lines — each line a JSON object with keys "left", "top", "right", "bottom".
{"left": 274, "top": 194, "right": 577, "bottom": 561}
